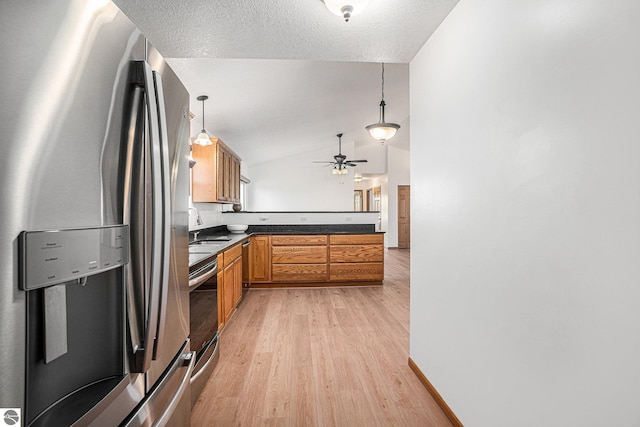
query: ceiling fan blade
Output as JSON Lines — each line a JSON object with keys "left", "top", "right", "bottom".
{"left": 313, "top": 161, "right": 334, "bottom": 163}
{"left": 346, "top": 163, "right": 358, "bottom": 167}
{"left": 346, "top": 159, "right": 368, "bottom": 163}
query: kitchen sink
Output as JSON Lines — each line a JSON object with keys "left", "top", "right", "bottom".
{"left": 189, "top": 242, "right": 223, "bottom": 253}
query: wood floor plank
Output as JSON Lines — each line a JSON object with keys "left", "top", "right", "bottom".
{"left": 191, "top": 248, "right": 453, "bottom": 427}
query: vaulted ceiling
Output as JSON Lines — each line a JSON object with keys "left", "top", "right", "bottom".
{"left": 113, "top": 0, "right": 459, "bottom": 165}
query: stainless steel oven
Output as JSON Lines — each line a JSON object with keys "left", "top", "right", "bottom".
{"left": 188, "top": 256, "right": 219, "bottom": 406}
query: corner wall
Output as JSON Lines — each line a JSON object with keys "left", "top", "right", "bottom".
{"left": 410, "top": 1, "right": 640, "bottom": 425}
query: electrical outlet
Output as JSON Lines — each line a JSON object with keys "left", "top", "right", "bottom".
{"left": 300, "top": 217, "right": 307, "bottom": 222}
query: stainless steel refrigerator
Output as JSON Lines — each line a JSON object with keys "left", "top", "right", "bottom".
{"left": 0, "top": 0, "right": 193, "bottom": 425}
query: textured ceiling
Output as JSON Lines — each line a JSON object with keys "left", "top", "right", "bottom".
{"left": 113, "top": 0, "right": 459, "bottom": 166}
{"left": 113, "top": 0, "right": 459, "bottom": 63}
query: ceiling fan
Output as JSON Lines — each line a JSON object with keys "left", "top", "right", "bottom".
{"left": 313, "top": 133, "right": 367, "bottom": 175}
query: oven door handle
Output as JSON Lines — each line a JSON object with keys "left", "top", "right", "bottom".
{"left": 189, "top": 259, "right": 218, "bottom": 289}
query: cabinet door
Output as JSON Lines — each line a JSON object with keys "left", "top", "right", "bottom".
{"left": 249, "top": 236, "right": 271, "bottom": 282}
{"left": 216, "top": 144, "right": 225, "bottom": 202}
{"left": 230, "top": 157, "right": 236, "bottom": 203}
{"left": 234, "top": 158, "right": 241, "bottom": 202}
{"left": 223, "top": 264, "right": 235, "bottom": 322}
{"left": 233, "top": 258, "right": 242, "bottom": 307}
{"left": 223, "top": 151, "right": 232, "bottom": 201}
{"left": 217, "top": 271, "right": 224, "bottom": 330}
{"left": 191, "top": 143, "right": 217, "bottom": 202}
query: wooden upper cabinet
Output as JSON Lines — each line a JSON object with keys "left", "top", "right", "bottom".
{"left": 192, "top": 137, "right": 241, "bottom": 203}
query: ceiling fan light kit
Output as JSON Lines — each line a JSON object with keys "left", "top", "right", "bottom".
{"left": 366, "top": 63, "right": 401, "bottom": 144}
{"left": 323, "top": 0, "right": 370, "bottom": 22}
{"left": 332, "top": 165, "right": 349, "bottom": 175}
{"left": 194, "top": 95, "right": 213, "bottom": 146}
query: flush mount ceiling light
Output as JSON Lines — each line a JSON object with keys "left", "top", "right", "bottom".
{"left": 365, "top": 63, "right": 400, "bottom": 144}
{"left": 193, "top": 95, "right": 212, "bottom": 146}
{"left": 323, "top": 0, "right": 370, "bottom": 22}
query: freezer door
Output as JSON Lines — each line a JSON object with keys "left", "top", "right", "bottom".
{"left": 122, "top": 343, "right": 195, "bottom": 427}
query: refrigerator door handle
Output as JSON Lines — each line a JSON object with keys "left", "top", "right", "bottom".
{"left": 143, "top": 60, "right": 164, "bottom": 372}
{"left": 151, "top": 70, "right": 172, "bottom": 361}
{"left": 125, "top": 60, "right": 164, "bottom": 373}
{"left": 123, "top": 84, "right": 145, "bottom": 365}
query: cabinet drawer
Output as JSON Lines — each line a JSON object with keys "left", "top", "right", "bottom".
{"left": 272, "top": 264, "right": 328, "bottom": 282}
{"left": 271, "top": 235, "right": 328, "bottom": 246}
{"left": 329, "top": 234, "right": 383, "bottom": 245}
{"left": 272, "top": 246, "right": 327, "bottom": 264}
{"left": 221, "top": 243, "right": 242, "bottom": 268}
{"left": 329, "top": 262, "right": 383, "bottom": 281}
{"left": 330, "top": 245, "right": 383, "bottom": 263}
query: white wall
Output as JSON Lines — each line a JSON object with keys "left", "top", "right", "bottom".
{"left": 248, "top": 141, "right": 355, "bottom": 211}
{"left": 410, "top": 1, "right": 640, "bottom": 426}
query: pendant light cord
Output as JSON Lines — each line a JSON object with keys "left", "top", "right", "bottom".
{"left": 381, "top": 62, "right": 385, "bottom": 102}
{"left": 379, "top": 63, "right": 386, "bottom": 123}
{"left": 201, "top": 98, "right": 205, "bottom": 131}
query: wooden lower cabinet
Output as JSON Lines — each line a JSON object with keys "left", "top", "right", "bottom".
{"left": 233, "top": 257, "right": 242, "bottom": 307}
{"left": 272, "top": 245, "right": 327, "bottom": 264}
{"left": 329, "top": 245, "right": 383, "bottom": 263}
{"left": 329, "top": 262, "right": 384, "bottom": 281}
{"left": 329, "top": 233, "right": 384, "bottom": 282}
{"left": 218, "top": 243, "right": 243, "bottom": 330}
{"left": 249, "top": 235, "right": 271, "bottom": 282}
{"left": 272, "top": 264, "right": 328, "bottom": 282}
{"left": 249, "top": 233, "right": 383, "bottom": 286}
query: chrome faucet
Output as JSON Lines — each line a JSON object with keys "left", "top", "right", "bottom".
{"left": 188, "top": 207, "right": 203, "bottom": 226}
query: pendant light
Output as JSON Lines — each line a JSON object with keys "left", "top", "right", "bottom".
{"left": 193, "top": 95, "right": 212, "bottom": 146}
{"left": 323, "top": 0, "right": 370, "bottom": 22}
{"left": 365, "top": 63, "right": 400, "bottom": 144}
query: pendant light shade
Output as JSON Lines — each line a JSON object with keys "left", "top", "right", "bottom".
{"left": 193, "top": 95, "right": 212, "bottom": 146}
{"left": 323, "top": 0, "right": 370, "bottom": 22}
{"left": 366, "top": 63, "right": 400, "bottom": 144}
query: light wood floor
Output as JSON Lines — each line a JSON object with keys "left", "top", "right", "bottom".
{"left": 191, "top": 249, "right": 452, "bottom": 427}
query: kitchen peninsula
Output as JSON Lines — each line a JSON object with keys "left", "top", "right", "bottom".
{"left": 189, "top": 210, "right": 384, "bottom": 288}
